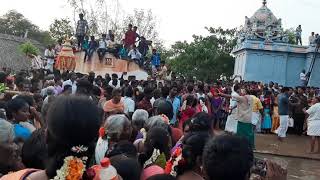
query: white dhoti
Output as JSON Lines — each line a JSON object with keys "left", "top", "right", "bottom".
{"left": 307, "top": 120, "right": 320, "bottom": 137}
{"left": 276, "top": 115, "right": 289, "bottom": 138}
{"left": 251, "top": 112, "right": 261, "bottom": 133}
{"left": 45, "top": 58, "right": 54, "bottom": 72}
{"left": 225, "top": 113, "right": 238, "bottom": 133}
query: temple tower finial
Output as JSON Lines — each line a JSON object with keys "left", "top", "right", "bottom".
{"left": 263, "top": 0, "right": 267, "bottom": 6}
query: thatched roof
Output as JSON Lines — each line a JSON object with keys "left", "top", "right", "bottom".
{"left": 0, "top": 33, "right": 45, "bottom": 72}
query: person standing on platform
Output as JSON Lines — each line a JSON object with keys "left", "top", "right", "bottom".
{"left": 309, "top": 32, "right": 316, "bottom": 45}
{"left": 106, "top": 30, "right": 114, "bottom": 41}
{"left": 133, "top": 26, "right": 140, "bottom": 42}
{"left": 295, "top": 25, "right": 302, "bottom": 45}
{"left": 124, "top": 24, "right": 136, "bottom": 49}
{"left": 75, "top": 13, "right": 89, "bottom": 50}
{"left": 276, "top": 87, "right": 290, "bottom": 141}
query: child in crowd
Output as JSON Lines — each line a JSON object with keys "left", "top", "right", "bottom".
{"left": 261, "top": 91, "right": 273, "bottom": 133}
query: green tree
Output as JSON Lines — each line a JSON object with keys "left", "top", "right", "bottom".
{"left": 284, "top": 28, "right": 296, "bottom": 45}
{"left": 18, "top": 41, "right": 40, "bottom": 56}
{"left": 66, "top": 0, "right": 161, "bottom": 43}
{"left": 121, "top": 9, "right": 159, "bottom": 41}
{"left": 168, "top": 27, "right": 237, "bottom": 81}
{"left": 0, "top": 10, "right": 54, "bottom": 45}
{"left": 49, "top": 18, "right": 74, "bottom": 41}
{"left": 0, "top": 10, "right": 37, "bottom": 37}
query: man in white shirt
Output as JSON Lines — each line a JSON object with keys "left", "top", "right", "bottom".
{"left": 220, "top": 87, "right": 254, "bottom": 149}
{"left": 128, "top": 45, "right": 142, "bottom": 66}
{"left": 123, "top": 86, "right": 135, "bottom": 118}
{"left": 44, "top": 45, "right": 55, "bottom": 73}
{"left": 300, "top": 69, "right": 307, "bottom": 87}
{"left": 97, "top": 34, "right": 108, "bottom": 61}
{"left": 106, "top": 35, "right": 118, "bottom": 58}
{"left": 62, "top": 73, "right": 77, "bottom": 94}
{"left": 225, "top": 85, "right": 239, "bottom": 133}
{"left": 309, "top": 32, "right": 316, "bottom": 45}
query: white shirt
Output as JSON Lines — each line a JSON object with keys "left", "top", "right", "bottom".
{"left": 196, "top": 93, "right": 206, "bottom": 99}
{"left": 306, "top": 103, "right": 320, "bottom": 122}
{"left": 128, "top": 49, "right": 142, "bottom": 59}
{"left": 150, "top": 97, "right": 156, "bottom": 107}
{"left": 300, "top": 72, "right": 306, "bottom": 81}
{"left": 108, "top": 80, "right": 120, "bottom": 89}
{"left": 230, "top": 91, "right": 239, "bottom": 110}
{"left": 44, "top": 49, "right": 55, "bottom": 64}
{"left": 309, "top": 35, "right": 316, "bottom": 45}
{"left": 123, "top": 96, "right": 135, "bottom": 115}
{"left": 98, "top": 39, "right": 107, "bottom": 49}
{"left": 95, "top": 137, "right": 108, "bottom": 164}
{"left": 62, "top": 79, "right": 77, "bottom": 94}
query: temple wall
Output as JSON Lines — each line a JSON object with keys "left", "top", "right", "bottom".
{"left": 285, "top": 54, "right": 306, "bottom": 86}
{"left": 233, "top": 43, "right": 320, "bottom": 87}
{"left": 307, "top": 53, "right": 320, "bottom": 87}
{"left": 234, "top": 51, "right": 247, "bottom": 78}
{"left": 0, "top": 33, "right": 44, "bottom": 71}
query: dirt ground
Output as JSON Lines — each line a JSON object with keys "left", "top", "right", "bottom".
{"left": 255, "top": 133, "right": 320, "bottom": 160}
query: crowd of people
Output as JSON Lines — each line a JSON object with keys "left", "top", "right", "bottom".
{"left": 0, "top": 67, "right": 300, "bottom": 179}
{"left": 296, "top": 25, "right": 320, "bottom": 46}
{"left": 75, "top": 13, "right": 161, "bottom": 75}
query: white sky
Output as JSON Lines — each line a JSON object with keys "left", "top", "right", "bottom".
{"left": 0, "top": 0, "right": 319, "bottom": 46}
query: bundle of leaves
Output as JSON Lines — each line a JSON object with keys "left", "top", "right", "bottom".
{"left": 19, "top": 41, "right": 40, "bottom": 56}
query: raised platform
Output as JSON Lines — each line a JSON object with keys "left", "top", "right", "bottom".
{"left": 74, "top": 52, "right": 148, "bottom": 80}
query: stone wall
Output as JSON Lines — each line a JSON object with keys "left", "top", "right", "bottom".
{"left": 0, "top": 33, "right": 45, "bottom": 72}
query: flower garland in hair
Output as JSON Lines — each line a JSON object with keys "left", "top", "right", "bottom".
{"left": 143, "top": 148, "right": 160, "bottom": 168}
{"left": 99, "top": 127, "right": 106, "bottom": 138}
{"left": 53, "top": 145, "right": 88, "bottom": 180}
{"left": 164, "top": 146, "right": 183, "bottom": 177}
